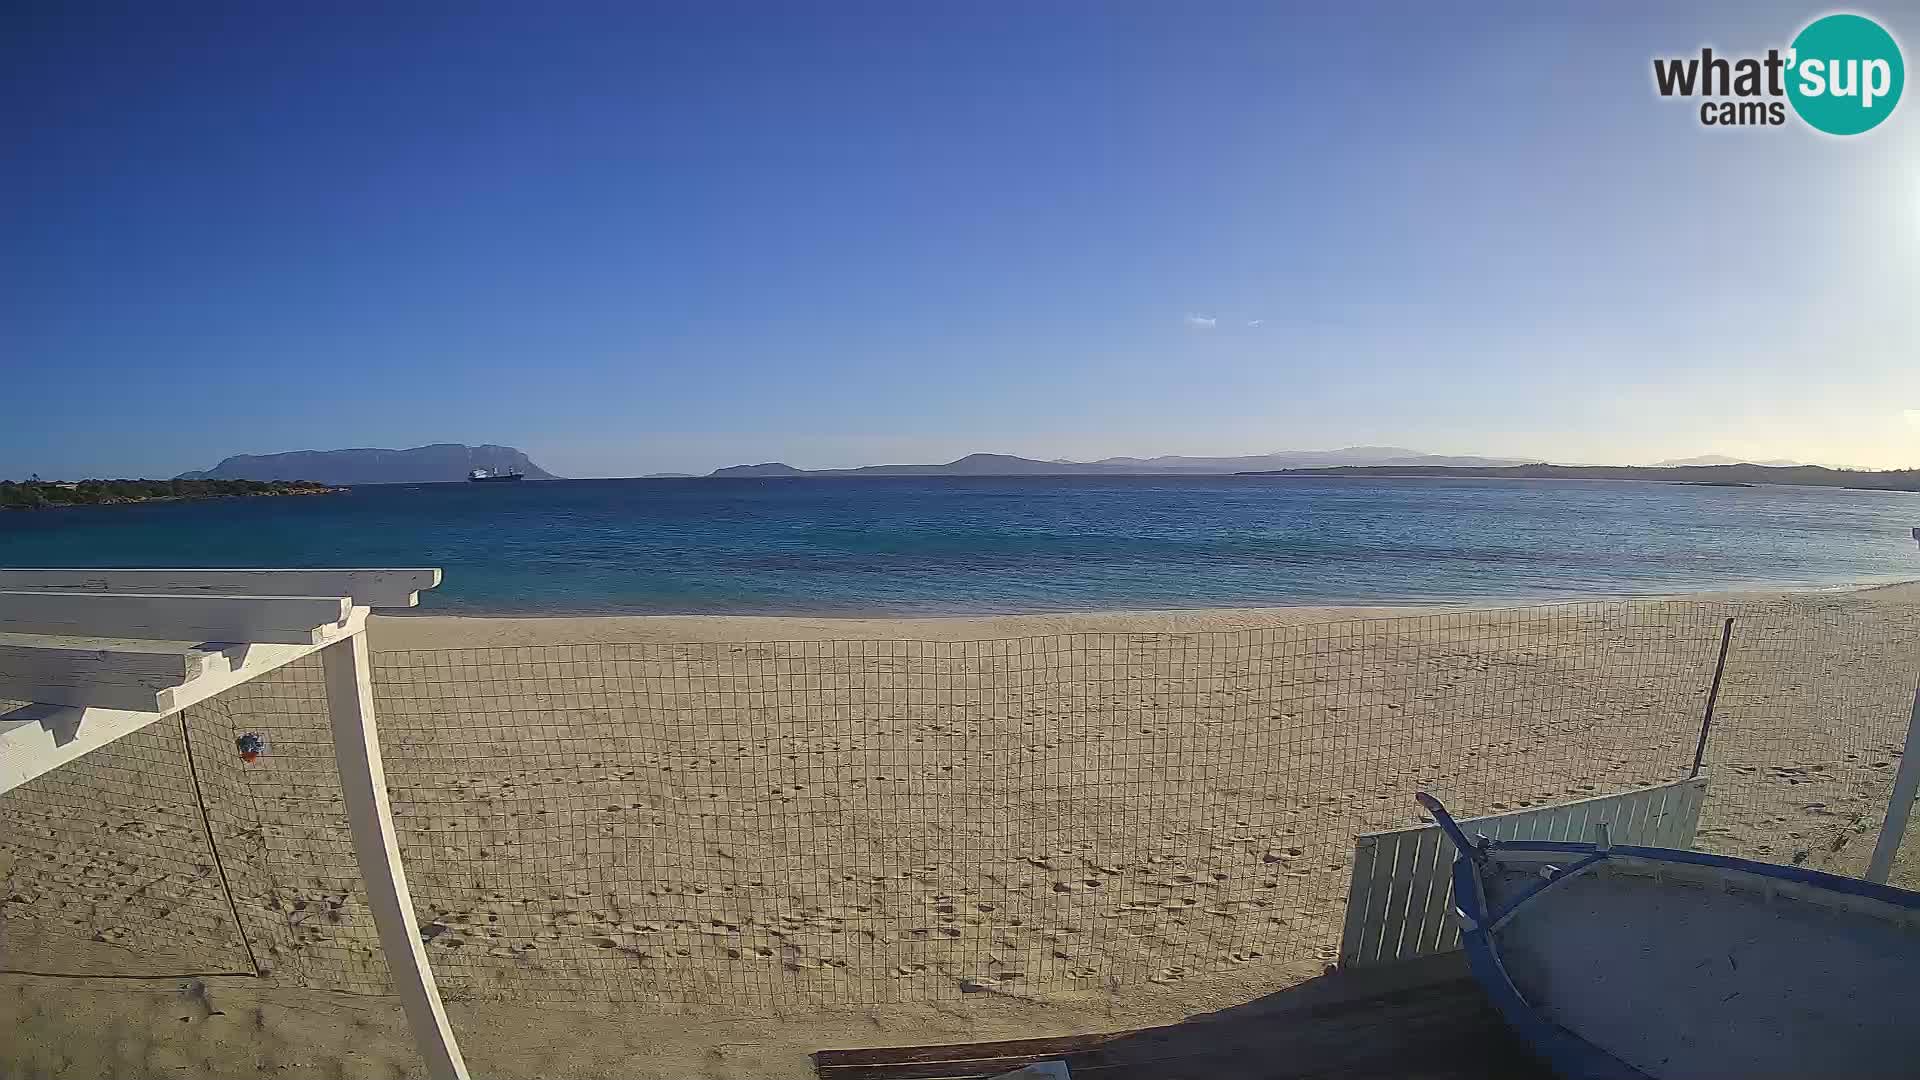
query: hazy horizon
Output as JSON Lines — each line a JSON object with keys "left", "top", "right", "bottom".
{"left": 12, "top": 437, "right": 1899, "bottom": 483}
{"left": 77, "top": 441, "right": 1900, "bottom": 482}
{"left": 6, "top": 4, "right": 1917, "bottom": 479}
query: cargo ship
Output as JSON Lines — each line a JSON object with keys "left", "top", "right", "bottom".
{"left": 467, "top": 468, "right": 525, "bottom": 483}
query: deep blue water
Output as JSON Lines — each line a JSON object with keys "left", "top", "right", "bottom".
{"left": 1, "top": 477, "right": 1916, "bottom": 615}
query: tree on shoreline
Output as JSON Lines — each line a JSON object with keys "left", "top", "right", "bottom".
{"left": 0, "top": 478, "right": 338, "bottom": 510}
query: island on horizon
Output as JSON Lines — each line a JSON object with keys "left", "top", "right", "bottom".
{"left": 179, "top": 443, "right": 559, "bottom": 486}
{"left": 1235, "top": 461, "right": 1920, "bottom": 492}
{"left": 1, "top": 477, "right": 342, "bottom": 511}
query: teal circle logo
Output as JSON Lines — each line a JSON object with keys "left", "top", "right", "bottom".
{"left": 1787, "top": 14, "right": 1904, "bottom": 135}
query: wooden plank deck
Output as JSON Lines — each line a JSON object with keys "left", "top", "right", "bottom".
{"left": 813, "top": 958, "right": 1548, "bottom": 1080}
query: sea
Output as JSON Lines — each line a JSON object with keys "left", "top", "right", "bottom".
{"left": 1, "top": 476, "right": 1916, "bottom": 616}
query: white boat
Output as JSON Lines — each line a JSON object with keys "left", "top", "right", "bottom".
{"left": 1420, "top": 792, "right": 1920, "bottom": 1078}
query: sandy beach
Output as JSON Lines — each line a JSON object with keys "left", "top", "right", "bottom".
{"left": 358, "top": 581, "right": 1897, "bottom": 650}
{"left": 364, "top": 602, "right": 1452, "bottom": 650}
{"left": 5, "top": 584, "right": 1919, "bottom": 1078}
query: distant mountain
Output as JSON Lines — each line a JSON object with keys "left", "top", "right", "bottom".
{"left": 1238, "top": 462, "right": 1920, "bottom": 491}
{"left": 179, "top": 443, "right": 558, "bottom": 484}
{"left": 830, "top": 453, "right": 1106, "bottom": 476}
{"left": 1087, "top": 446, "right": 1454, "bottom": 472}
{"left": 711, "top": 462, "right": 807, "bottom": 477}
{"left": 1652, "top": 454, "right": 1805, "bottom": 467}
{"left": 705, "top": 448, "right": 1532, "bottom": 478}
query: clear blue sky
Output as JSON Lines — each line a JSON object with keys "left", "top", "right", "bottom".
{"left": 5, "top": 3, "right": 1917, "bottom": 479}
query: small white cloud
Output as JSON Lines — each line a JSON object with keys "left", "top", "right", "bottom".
{"left": 1247, "top": 319, "right": 1265, "bottom": 327}
{"left": 1184, "top": 314, "right": 1217, "bottom": 329}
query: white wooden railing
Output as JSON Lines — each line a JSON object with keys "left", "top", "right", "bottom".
{"left": 0, "top": 568, "right": 468, "bottom": 1080}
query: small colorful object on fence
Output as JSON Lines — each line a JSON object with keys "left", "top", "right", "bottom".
{"left": 235, "top": 732, "right": 268, "bottom": 763}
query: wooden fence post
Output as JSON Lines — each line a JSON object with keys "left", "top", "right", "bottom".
{"left": 322, "top": 631, "right": 470, "bottom": 1080}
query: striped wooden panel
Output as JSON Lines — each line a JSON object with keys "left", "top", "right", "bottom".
{"left": 1338, "top": 777, "right": 1708, "bottom": 968}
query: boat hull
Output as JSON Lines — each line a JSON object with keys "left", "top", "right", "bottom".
{"left": 1452, "top": 843, "right": 1920, "bottom": 1079}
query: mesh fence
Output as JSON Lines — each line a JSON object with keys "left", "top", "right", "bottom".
{"left": 2, "top": 596, "right": 1916, "bottom": 1009}
{"left": 0, "top": 710, "right": 256, "bottom": 977}
{"left": 1690, "top": 602, "right": 1920, "bottom": 878}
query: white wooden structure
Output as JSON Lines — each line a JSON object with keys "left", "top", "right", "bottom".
{"left": 1868, "top": 528, "right": 1920, "bottom": 883}
{"left": 1338, "top": 777, "right": 1709, "bottom": 969}
{"left": 1867, "top": 666, "right": 1920, "bottom": 883}
{"left": 0, "top": 569, "right": 468, "bottom": 1080}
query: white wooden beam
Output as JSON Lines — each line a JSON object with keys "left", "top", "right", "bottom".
{"left": 0, "top": 609, "right": 366, "bottom": 793}
{"left": 0, "top": 633, "right": 214, "bottom": 680}
{"left": 1867, "top": 676, "right": 1920, "bottom": 883}
{"left": 0, "top": 705, "right": 180, "bottom": 793}
{"left": 0, "top": 674, "right": 189, "bottom": 713}
{"left": 0, "top": 569, "right": 441, "bottom": 609}
{"left": 322, "top": 632, "right": 469, "bottom": 1080}
{"left": 1868, "top": 528, "right": 1920, "bottom": 882}
{"left": 0, "top": 638, "right": 264, "bottom": 712}
{"left": 0, "top": 591, "right": 351, "bottom": 644}
{"left": 0, "top": 635, "right": 227, "bottom": 711}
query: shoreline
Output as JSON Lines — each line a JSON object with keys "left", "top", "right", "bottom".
{"left": 0, "top": 479, "right": 343, "bottom": 512}
{"left": 368, "top": 578, "right": 1920, "bottom": 650}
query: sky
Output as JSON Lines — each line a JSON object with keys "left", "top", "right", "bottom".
{"left": 4, "top": 2, "right": 1918, "bottom": 479}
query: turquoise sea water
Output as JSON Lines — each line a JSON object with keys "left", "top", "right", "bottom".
{"left": 0, "top": 476, "right": 1915, "bottom": 615}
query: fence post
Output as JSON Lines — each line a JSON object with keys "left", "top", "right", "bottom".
{"left": 1866, "top": 674, "right": 1920, "bottom": 884}
{"left": 1689, "top": 618, "right": 1735, "bottom": 779}
{"left": 322, "top": 631, "right": 470, "bottom": 1080}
